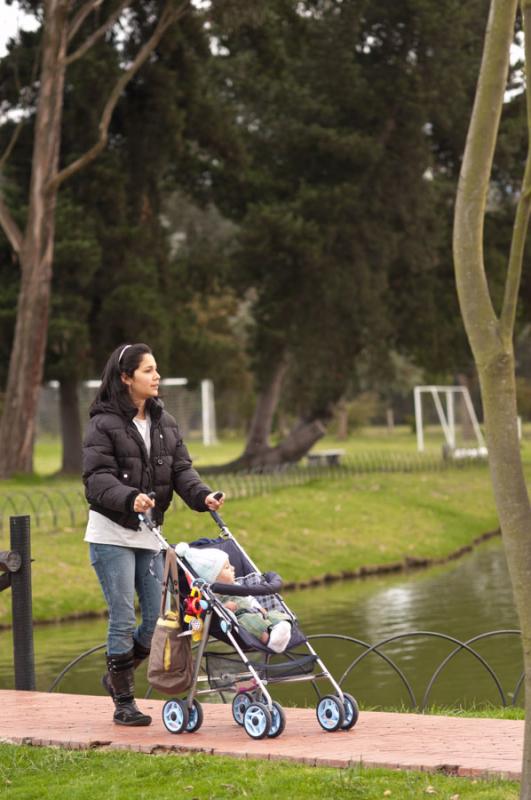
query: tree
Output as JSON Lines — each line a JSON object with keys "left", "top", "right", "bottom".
{"left": 0, "top": 6, "right": 251, "bottom": 473}
{"left": 206, "top": 0, "right": 495, "bottom": 469}
{"left": 452, "top": 2, "right": 531, "bottom": 795}
{"left": 0, "top": 0, "right": 188, "bottom": 477}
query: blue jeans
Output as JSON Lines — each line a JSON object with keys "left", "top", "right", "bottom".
{"left": 89, "top": 543, "right": 163, "bottom": 656}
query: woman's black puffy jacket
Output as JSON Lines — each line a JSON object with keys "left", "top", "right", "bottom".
{"left": 82, "top": 397, "right": 211, "bottom": 530}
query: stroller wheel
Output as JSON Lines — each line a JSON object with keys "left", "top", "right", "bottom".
{"left": 267, "top": 701, "right": 286, "bottom": 738}
{"left": 243, "top": 701, "right": 272, "bottom": 740}
{"left": 185, "top": 699, "right": 204, "bottom": 733}
{"left": 231, "top": 691, "right": 254, "bottom": 726}
{"left": 316, "top": 695, "right": 345, "bottom": 732}
{"left": 162, "top": 699, "right": 189, "bottom": 734}
{"left": 340, "top": 693, "right": 359, "bottom": 730}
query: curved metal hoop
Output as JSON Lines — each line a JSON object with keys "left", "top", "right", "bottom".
{"left": 421, "top": 629, "right": 521, "bottom": 710}
{"left": 48, "top": 630, "right": 524, "bottom": 712}
{"left": 48, "top": 643, "right": 106, "bottom": 692}
{"left": 307, "top": 633, "right": 418, "bottom": 708}
{"left": 309, "top": 630, "right": 523, "bottom": 711}
{"left": 339, "top": 630, "right": 511, "bottom": 709}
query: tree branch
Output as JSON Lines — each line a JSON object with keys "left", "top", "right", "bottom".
{"left": 500, "top": 3, "right": 531, "bottom": 340}
{"left": 0, "top": 194, "right": 23, "bottom": 255}
{"left": 452, "top": 0, "right": 518, "bottom": 360}
{"left": 0, "top": 120, "right": 25, "bottom": 171}
{"left": 49, "top": 1, "right": 190, "bottom": 192}
{"left": 65, "top": 0, "right": 130, "bottom": 65}
{"left": 67, "top": 0, "right": 104, "bottom": 43}
{"left": 1, "top": 29, "right": 41, "bottom": 172}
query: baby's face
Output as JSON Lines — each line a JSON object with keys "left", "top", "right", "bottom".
{"left": 216, "top": 558, "right": 236, "bottom": 584}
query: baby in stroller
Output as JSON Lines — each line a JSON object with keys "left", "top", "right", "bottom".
{"left": 175, "top": 542, "right": 292, "bottom": 653}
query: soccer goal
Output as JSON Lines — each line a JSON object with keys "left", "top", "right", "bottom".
{"left": 413, "top": 385, "right": 486, "bottom": 456}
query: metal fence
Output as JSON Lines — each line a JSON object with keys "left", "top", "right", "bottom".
{"left": 48, "top": 629, "right": 523, "bottom": 712}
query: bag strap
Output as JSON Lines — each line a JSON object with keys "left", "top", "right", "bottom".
{"left": 160, "top": 547, "right": 180, "bottom": 617}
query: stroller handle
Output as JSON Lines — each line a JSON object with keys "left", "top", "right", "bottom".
{"left": 210, "top": 509, "right": 227, "bottom": 529}
{"left": 209, "top": 491, "right": 228, "bottom": 532}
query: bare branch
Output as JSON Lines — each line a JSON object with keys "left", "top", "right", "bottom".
{"left": 65, "top": 0, "right": 130, "bottom": 65}
{"left": 0, "top": 194, "right": 23, "bottom": 255}
{"left": 500, "top": 3, "right": 531, "bottom": 340}
{"left": 67, "top": 0, "right": 104, "bottom": 43}
{"left": 0, "top": 120, "right": 25, "bottom": 171}
{"left": 452, "top": 0, "right": 518, "bottom": 360}
{"left": 0, "top": 25, "right": 41, "bottom": 172}
{"left": 49, "top": 2, "right": 190, "bottom": 192}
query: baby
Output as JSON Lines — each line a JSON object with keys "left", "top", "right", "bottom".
{"left": 175, "top": 543, "right": 292, "bottom": 653}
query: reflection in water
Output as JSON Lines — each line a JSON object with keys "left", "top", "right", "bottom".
{"left": 0, "top": 539, "right": 523, "bottom": 709}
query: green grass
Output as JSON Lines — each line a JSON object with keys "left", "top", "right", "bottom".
{"left": 388, "top": 703, "right": 525, "bottom": 720}
{"left": 31, "top": 424, "right": 531, "bottom": 477}
{"left": 0, "top": 744, "right": 519, "bottom": 799}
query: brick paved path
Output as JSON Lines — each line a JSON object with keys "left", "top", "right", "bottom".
{"left": 0, "top": 690, "right": 523, "bottom": 779}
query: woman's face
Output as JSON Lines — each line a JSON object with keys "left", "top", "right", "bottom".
{"left": 122, "top": 353, "right": 160, "bottom": 404}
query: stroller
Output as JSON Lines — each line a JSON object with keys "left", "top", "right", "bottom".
{"left": 157, "top": 507, "right": 359, "bottom": 740}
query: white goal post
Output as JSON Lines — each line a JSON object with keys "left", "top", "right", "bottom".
{"left": 41, "top": 377, "right": 218, "bottom": 446}
{"left": 413, "top": 385, "right": 486, "bottom": 454}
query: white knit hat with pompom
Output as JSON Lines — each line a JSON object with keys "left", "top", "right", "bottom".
{"left": 175, "top": 542, "right": 227, "bottom": 583}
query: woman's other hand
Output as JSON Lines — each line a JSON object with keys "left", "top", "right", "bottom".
{"left": 133, "top": 493, "right": 155, "bottom": 513}
{"left": 205, "top": 492, "right": 225, "bottom": 511}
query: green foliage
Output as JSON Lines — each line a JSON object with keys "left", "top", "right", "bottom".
{"left": 1, "top": 0, "right": 529, "bottom": 465}
{"left": 205, "top": 0, "right": 501, "bottom": 420}
{"left": 331, "top": 392, "right": 381, "bottom": 434}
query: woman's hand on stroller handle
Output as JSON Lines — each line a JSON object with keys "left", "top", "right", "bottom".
{"left": 133, "top": 492, "right": 155, "bottom": 514}
{"left": 205, "top": 491, "right": 225, "bottom": 511}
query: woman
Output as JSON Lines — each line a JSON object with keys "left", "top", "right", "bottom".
{"left": 82, "top": 343, "right": 223, "bottom": 727}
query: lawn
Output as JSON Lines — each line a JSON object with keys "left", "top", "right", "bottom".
{"left": 30, "top": 424, "right": 529, "bottom": 476}
{"left": 0, "top": 744, "right": 519, "bottom": 800}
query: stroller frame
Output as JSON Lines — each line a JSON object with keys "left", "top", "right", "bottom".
{"left": 159, "top": 509, "right": 360, "bottom": 739}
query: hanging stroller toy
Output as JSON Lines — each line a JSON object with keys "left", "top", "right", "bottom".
{"left": 143, "top": 496, "right": 359, "bottom": 740}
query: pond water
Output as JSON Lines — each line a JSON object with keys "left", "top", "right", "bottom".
{"left": 0, "top": 539, "right": 522, "bottom": 710}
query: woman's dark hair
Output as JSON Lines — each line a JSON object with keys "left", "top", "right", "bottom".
{"left": 90, "top": 343, "right": 153, "bottom": 416}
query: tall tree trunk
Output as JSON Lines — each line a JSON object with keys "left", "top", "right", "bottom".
{"left": 242, "top": 358, "right": 289, "bottom": 459}
{"left": 479, "top": 357, "right": 531, "bottom": 796}
{"left": 453, "top": 1, "right": 531, "bottom": 794}
{"left": 0, "top": 0, "right": 67, "bottom": 477}
{"left": 217, "top": 357, "right": 326, "bottom": 471}
{"left": 59, "top": 377, "right": 82, "bottom": 474}
{"left": 267, "top": 418, "right": 326, "bottom": 464}
{"left": 0, "top": 1, "right": 185, "bottom": 478}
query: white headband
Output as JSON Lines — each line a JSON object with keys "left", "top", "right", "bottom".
{"left": 118, "top": 344, "right": 132, "bottom": 364}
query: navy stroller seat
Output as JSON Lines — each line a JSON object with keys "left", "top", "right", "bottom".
{"left": 176, "top": 536, "right": 306, "bottom": 653}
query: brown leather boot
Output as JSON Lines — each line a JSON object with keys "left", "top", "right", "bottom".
{"left": 105, "top": 650, "right": 151, "bottom": 726}
{"left": 102, "top": 639, "right": 151, "bottom": 699}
